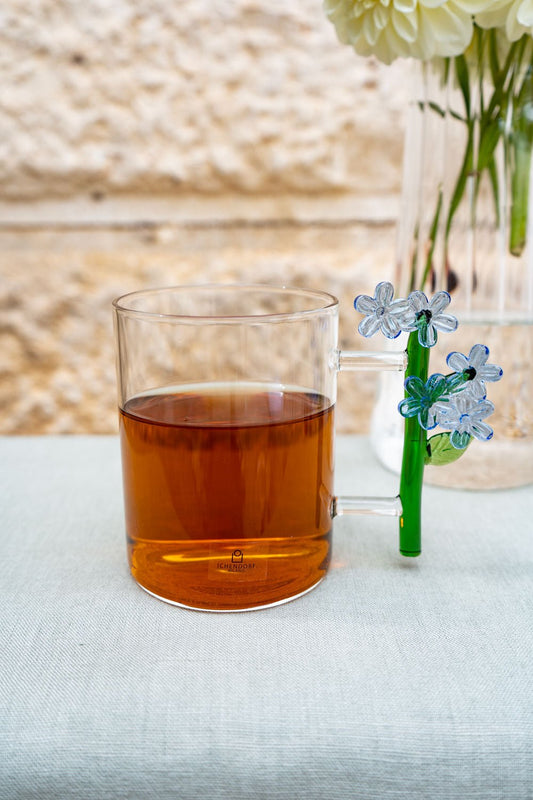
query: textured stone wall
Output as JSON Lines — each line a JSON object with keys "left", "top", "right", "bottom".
{"left": 1, "top": 0, "right": 408, "bottom": 201}
{"left": 0, "top": 0, "right": 410, "bottom": 434}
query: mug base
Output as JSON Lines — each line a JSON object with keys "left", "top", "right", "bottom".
{"left": 133, "top": 575, "right": 325, "bottom": 612}
{"left": 127, "top": 531, "right": 331, "bottom": 612}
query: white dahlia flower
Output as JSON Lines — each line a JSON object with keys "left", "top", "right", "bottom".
{"left": 323, "top": 0, "right": 477, "bottom": 64}
{"left": 473, "top": 0, "right": 533, "bottom": 40}
{"left": 467, "top": 0, "right": 513, "bottom": 30}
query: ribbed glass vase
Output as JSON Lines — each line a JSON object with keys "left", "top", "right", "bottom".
{"left": 372, "top": 32, "right": 533, "bottom": 489}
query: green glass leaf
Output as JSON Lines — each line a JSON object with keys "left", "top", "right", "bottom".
{"left": 425, "top": 432, "right": 471, "bottom": 466}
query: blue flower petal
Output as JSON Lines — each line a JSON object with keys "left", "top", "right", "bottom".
{"left": 468, "top": 344, "right": 489, "bottom": 368}
{"left": 419, "top": 408, "right": 438, "bottom": 431}
{"left": 354, "top": 294, "right": 377, "bottom": 314}
{"left": 381, "top": 314, "right": 402, "bottom": 339}
{"left": 446, "top": 350, "right": 468, "bottom": 372}
{"left": 462, "top": 382, "right": 487, "bottom": 401}
{"left": 404, "top": 376, "right": 426, "bottom": 399}
{"left": 375, "top": 281, "right": 394, "bottom": 305}
{"left": 472, "top": 399, "right": 495, "bottom": 420}
{"left": 470, "top": 421, "right": 494, "bottom": 442}
{"left": 398, "top": 397, "right": 422, "bottom": 418}
{"left": 445, "top": 372, "right": 468, "bottom": 394}
{"left": 396, "top": 306, "right": 417, "bottom": 330}
{"left": 418, "top": 323, "right": 437, "bottom": 348}
{"left": 358, "top": 314, "right": 382, "bottom": 338}
{"left": 426, "top": 373, "right": 447, "bottom": 396}
{"left": 450, "top": 430, "right": 471, "bottom": 450}
{"left": 428, "top": 290, "right": 451, "bottom": 315}
{"left": 432, "top": 313, "right": 458, "bottom": 333}
{"left": 480, "top": 364, "right": 503, "bottom": 382}
{"left": 408, "top": 291, "right": 428, "bottom": 313}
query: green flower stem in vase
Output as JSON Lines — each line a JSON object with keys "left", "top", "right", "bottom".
{"left": 510, "top": 133, "right": 532, "bottom": 255}
{"left": 509, "top": 59, "right": 533, "bottom": 256}
{"left": 405, "top": 29, "right": 533, "bottom": 292}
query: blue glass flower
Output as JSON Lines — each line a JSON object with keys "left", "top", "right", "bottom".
{"left": 398, "top": 373, "right": 452, "bottom": 430}
{"left": 446, "top": 344, "right": 503, "bottom": 400}
{"left": 397, "top": 290, "right": 458, "bottom": 347}
{"left": 354, "top": 282, "right": 410, "bottom": 339}
{"left": 436, "top": 392, "right": 495, "bottom": 449}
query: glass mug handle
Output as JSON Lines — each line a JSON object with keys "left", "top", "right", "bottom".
{"left": 331, "top": 348, "right": 406, "bottom": 521}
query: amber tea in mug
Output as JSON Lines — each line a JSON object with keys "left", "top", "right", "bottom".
{"left": 113, "top": 284, "right": 399, "bottom": 611}
{"left": 120, "top": 386, "right": 334, "bottom": 611}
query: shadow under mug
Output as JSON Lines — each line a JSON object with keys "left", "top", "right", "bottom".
{"left": 113, "top": 284, "right": 405, "bottom": 611}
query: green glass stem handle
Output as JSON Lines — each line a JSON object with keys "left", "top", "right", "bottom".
{"left": 398, "top": 333, "right": 429, "bottom": 557}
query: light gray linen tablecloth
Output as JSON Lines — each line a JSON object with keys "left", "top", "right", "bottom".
{"left": 1, "top": 435, "right": 532, "bottom": 800}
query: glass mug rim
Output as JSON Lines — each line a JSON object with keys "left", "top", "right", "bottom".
{"left": 112, "top": 282, "right": 339, "bottom": 324}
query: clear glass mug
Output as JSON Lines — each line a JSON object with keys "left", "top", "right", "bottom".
{"left": 113, "top": 284, "right": 405, "bottom": 611}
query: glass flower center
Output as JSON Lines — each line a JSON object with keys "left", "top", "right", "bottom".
{"left": 416, "top": 309, "right": 433, "bottom": 323}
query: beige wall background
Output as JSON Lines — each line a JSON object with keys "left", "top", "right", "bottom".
{"left": 0, "top": 0, "right": 410, "bottom": 434}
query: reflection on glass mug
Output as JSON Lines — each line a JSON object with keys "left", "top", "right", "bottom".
{"left": 114, "top": 283, "right": 499, "bottom": 611}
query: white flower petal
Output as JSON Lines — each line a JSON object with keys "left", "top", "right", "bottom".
{"left": 419, "top": 3, "right": 473, "bottom": 58}
{"left": 373, "top": 2, "right": 389, "bottom": 31}
{"left": 323, "top": 0, "right": 475, "bottom": 63}
{"left": 506, "top": 0, "right": 531, "bottom": 39}
{"left": 323, "top": 0, "right": 342, "bottom": 13}
{"left": 393, "top": 0, "right": 417, "bottom": 12}
{"left": 391, "top": 7, "right": 418, "bottom": 43}
{"left": 373, "top": 25, "right": 407, "bottom": 63}
{"left": 517, "top": 0, "right": 533, "bottom": 26}
{"left": 452, "top": 0, "right": 499, "bottom": 10}
{"left": 363, "top": 9, "right": 381, "bottom": 45}
{"left": 472, "top": 1, "right": 511, "bottom": 29}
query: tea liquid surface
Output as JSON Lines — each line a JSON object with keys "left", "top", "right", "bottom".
{"left": 119, "top": 383, "right": 334, "bottom": 610}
